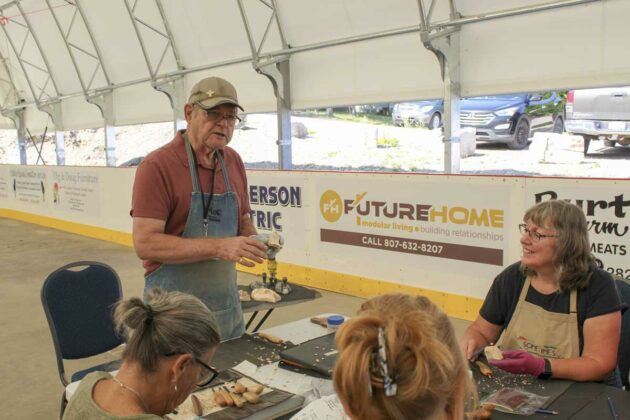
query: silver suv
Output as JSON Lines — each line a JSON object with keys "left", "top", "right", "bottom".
{"left": 392, "top": 100, "right": 443, "bottom": 129}
{"left": 565, "top": 86, "right": 630, "bottom": 154}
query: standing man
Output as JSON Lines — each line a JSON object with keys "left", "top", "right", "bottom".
{"left": 131, "top": 76, "right": 268, "bottom": 340}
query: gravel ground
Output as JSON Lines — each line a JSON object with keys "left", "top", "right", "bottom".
{"left": 1, "top": 114, "right": 628, "bottom": 178}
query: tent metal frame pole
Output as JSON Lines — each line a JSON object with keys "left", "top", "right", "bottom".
{"left": 0, "top": 1, "right": 59, "bottom": 107}
{"left": 46, "top": 0, "right": 117, "bottom": 166}
{"left": 74, "top": 0, "right": 111, "bottom": 87}
{"left": 45, "top": 0, "right": 110, "bottom": 94}
{"left": 2, "top": 107, "right": 27, "bottom": 164}
{"left": 0, "top": 45, "right": 26, "bottom": 162}
{"left": 0, "top": 22, "right": 415, "bottom": 113}
{"left": 13, "top": 0, "right": 59, "bottom": 96}
{"left": 433, "top": 0, "right": 598, "bottom": 30}
{"left": 269, "top": 0, "right": 291, "bottom": 170}
{"left": 416, "top": 0, "right": 600, "bottom": 174}
{"left": 39, "top": 101, "right": 65, "bottom": 165}
{"left": 122, "top": 0, "right": 184, "bottom": 81}
{"left": 0, "top": 50, "right": 20, "bottom": 108}
{"left": 237, "top": 0, "right": 292, "bottom": 169}
{"left": 86, "top": 90, "right": 116, "bottom": 166}
{"left": 123, "top": 0, "right": 185, "bottom": 134}
{"left": 1, "top": 0, "right": 603, "bottom": 119}
{"left": 0, "top": 0, "right": 62, "bottom": 165}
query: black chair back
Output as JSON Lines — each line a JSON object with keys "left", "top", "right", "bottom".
{"left": 41, "top": 261, "right": 123, "bottom": 386}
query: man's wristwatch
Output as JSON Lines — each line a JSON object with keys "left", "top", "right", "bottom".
{"left": 538, "top": 358, "right": 552, "bottom": 379}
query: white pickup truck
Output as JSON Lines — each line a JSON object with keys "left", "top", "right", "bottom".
{"left": 565, "top": 86, "right": 630, "bottom": 154}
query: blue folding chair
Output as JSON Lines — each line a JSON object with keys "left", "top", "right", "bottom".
{"left": 41, "top": 261, "right": 123, "bottom": 416}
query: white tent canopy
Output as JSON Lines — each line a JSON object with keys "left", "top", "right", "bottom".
{"left": 0, "top": 0, "right": 630, "bottom": 130}
{"left": 0, "top": 0, "right": 627, "bottom": 135}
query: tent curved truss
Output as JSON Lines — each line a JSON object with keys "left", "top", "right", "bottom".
{"left": 0, "top": 0, "right": 626, "bottom": 170}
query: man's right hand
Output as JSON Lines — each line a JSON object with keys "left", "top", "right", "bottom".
{"left": 217, "top": 236, "right": 267, "bottom": 267}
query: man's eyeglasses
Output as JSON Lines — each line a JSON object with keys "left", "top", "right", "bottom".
{"left": 193, "top": 357, "right": 219, "bottom": 387}
{"left": 196, "top": 103, "right": 241, "bottom": 125}
{"left": 518, "top": 223, "right": 559, "bottom": 242}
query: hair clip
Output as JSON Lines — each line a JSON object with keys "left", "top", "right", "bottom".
{"left": 377, "top": 327, "right": 397, "bottom": 397}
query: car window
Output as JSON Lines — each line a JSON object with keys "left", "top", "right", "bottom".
{"left": 529, "top": 92, "right": 556, "bottom": 104}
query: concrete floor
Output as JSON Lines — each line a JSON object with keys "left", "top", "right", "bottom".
{"left": 0, "top": 218, "right": 470, "bottom": 419}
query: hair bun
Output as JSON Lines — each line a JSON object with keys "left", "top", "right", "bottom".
{"left": 144, "top": 303, "right": 155, "bottom": 326}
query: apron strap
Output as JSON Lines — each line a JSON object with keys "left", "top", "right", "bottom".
{"left": 215, "top": 151, "right": 233, "bottom": 193}
{"left": 518, "top": 276, "right": 532, "bottom": 302}
{"left": 184, "top": 133, "right": 233, "bottom": 195}
{"left": 569, "top": 288, "right": 577, "bottom": 313}
{"left": 183, "top": 134, "right": 202, "bottom": 194}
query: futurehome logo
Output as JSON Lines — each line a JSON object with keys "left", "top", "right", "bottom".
{"left": 319, "top": 190, "right": 504, "bottom": 228}
{"left": 318, "top": 189, "right": 504, "bottom": 266}
{"left": 320, "top": 189, "right": 343, "bottom": 222}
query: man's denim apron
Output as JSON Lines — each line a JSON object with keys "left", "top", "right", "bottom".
{"left": 144, "top": 134, "right": 244, "bottom": 341}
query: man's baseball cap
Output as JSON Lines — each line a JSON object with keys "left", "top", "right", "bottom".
{"left": 188, "top": 77, "right": 244, "bottom": 111}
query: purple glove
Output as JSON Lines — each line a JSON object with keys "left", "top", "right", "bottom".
{"left": 488, "top": 350, "right": 545, "bottom": 376}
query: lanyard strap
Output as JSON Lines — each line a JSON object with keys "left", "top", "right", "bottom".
{"left": 191, "top": 150, "right": 217, "bottom": 226}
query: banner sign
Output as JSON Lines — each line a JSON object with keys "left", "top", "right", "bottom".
{"left": 0, "top": 167, "right": 8, "bottom": 199}
{"left": 51, "top": 169, "right": 101, "bottom": 216}
{"left": 10, "top": 167, "right": 47, "bottom": 205}
{"left": 315, "top": 174, "right": 513, "bottom": 286}
{"left": 526, "top": 179, "right": 629, "bottom": 280}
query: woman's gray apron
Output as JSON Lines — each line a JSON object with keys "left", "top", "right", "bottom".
{"left": 144, "top": 135, "right": 244, "bottom": 341}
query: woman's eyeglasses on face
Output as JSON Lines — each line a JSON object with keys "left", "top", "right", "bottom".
{"left": 518, "top": 223, "right": 560, "bottom": 242}
{"left": 196, "top": 103, "right": 241, "bottom": 125}
{"left": 193, "top": 357, "right": 219, "bottom": 387}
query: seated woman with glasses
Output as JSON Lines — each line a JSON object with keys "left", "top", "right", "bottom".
{"left": 295, "top": 294, "right": 477, "bottom": 420}
{"left": 63, "top": 288, "right": 220, "bottom": 419}
{"left": 460, "top": 200, "right": 622, "bottom": 385}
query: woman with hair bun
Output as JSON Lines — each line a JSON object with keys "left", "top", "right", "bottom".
{"left": 295, "top": 293, "right": 476, "bottom": 420}
{"left": 63, "top": 288, "right": 221, "bottom": 419}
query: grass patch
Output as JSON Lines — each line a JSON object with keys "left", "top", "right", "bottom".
{"left": 334, "top": 112, "right": 392, "bottom": 125}
{"left": 296, "top": 110, "right": 392, "bottom": 125}
{"left": 376, "top": 136, "right": 399, "bottom": 148}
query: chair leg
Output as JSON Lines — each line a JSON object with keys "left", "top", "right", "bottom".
{"left": 59, "top": 391, "right": 67, "bottom": 420}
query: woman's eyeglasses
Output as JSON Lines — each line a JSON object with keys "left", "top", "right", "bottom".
{"left": 518, "top": 223, "right": 559, "bottom": 242}
{"left": 164, "top": 353, "right": 219, "bottom": 387}
{"left": 193, "top": 357, "right": 219, "bottom": 387}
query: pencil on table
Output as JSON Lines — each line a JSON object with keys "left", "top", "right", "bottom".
{"left": 535, "top": 408, "right": 558, "bottom": 415}
{"left": 607, "top": 397, "right": 619, "bottom": 420}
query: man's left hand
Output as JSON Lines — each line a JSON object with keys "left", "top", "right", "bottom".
{"left": 251, "top": 233, "right": 284, "bottom": 259}
{"left": 488, "top": 350, "right": 545, "bottom": 376}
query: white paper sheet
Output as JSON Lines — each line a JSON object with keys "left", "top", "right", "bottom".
{"left": 290, "top": 394, "right": 350, "bottom": 420}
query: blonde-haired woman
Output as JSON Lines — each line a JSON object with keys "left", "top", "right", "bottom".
{"left": 296, "top": 293, "right": 476, "bottom": 420}
{"left": 63, "top": 288, "right": 220, "bottom": 419}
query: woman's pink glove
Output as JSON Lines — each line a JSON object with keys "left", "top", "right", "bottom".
{"left": 488, "top": 350, "right": 545, "bottom": 376}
